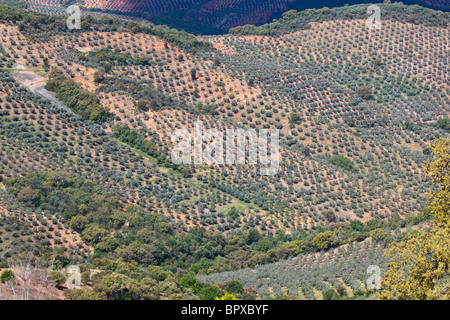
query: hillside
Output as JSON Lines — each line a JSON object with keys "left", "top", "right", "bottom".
{"left": 0, "top": 3, "right": 448, "bottom": 300}
{"left": 8, "top": 0, "right": 450, "bottom": 33}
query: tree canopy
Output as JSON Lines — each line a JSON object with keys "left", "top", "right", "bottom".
{"left": 379, "top": 138, "right": 450, "bottom": 300}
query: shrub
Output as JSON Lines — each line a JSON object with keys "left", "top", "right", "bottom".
{"left": 329, "top": 156, "right": 359, "bottom": 173}
{"left": 226, "top": 280, "right": 244, "bottom": 295}
{"left": 0, "top": 269, "right": 14, "bottom": 283}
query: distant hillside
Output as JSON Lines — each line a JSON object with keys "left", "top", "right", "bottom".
{"left": 5, "top": 1, "right": 448, "bottom": 34}
{"left": 77, "top": 0, "right": 449, "bottom": 32}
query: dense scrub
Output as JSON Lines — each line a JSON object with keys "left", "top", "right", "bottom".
{"left": 45, "top": 69, "right": 113, "bottom": 123}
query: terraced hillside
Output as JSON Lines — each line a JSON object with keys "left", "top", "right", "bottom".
{"left": 0, "top": 3, "right": 448, "bottom": 299}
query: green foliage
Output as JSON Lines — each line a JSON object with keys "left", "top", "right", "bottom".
{"left": 405, "top": 208, "right": 431, "bottom": 226}
{"left": 435, "top": 118, "right": 450, "bottom": 133}
{"left": 255, "top": 238, "right": 276, "bottom": 252}
{"left": 195, "top": 104, "right": 218, "bottom": 115}
{"left": 355, "top": 86, "right": 373, "bottom": 100}
{"left": 369, "top": 228, "right": 388, "bottom": 242}
{"left": 275, "top": 293, "right": 290, "bottom": 300}
{"left": 111, "top": 123, "right": 193, "bottom": 177}
{"left": 226, "top": 207, "right": 239, "bottom": 220}
{"left": 5, "top": 170, "right": 121, "bottom": 224}
{"left": 45, "top": 69, "right": 113, "bottom": 123}
{"left": 380, "top": 139, "right": 450, "bottom": 299}
{"left": 135, "top": 99, "right": 149, "bottom": 113}
{"left": 329, "top": 156, "right": 359, "bottom": 174}
{"left": 288, "top": 112, "right": 302, "bottom": 124}
{"left": 93, "top": 70, "right": 105, "bottom": 83}
{"left": 404, "top": 121, "right": 423, "bottom": 134}
{"left": 331, "top": 291, "right": 341, "bottom": 300}
{"left": 226, "top": 280, "right": 244, "bottom": 295}
{"left": 200, "top": 285, "right": 222, "bottom": 300}
{"left": 190, "top": 68, "right": 197, "bottom": 80}
{"left": 65, "top": 289, "right": 105, "bottom": 300}
{"left": 145, "top": 266, "right": 169, "bottom": 282}
{"left": 323, "top": 210, "right": 336, "bottom": 223}
{"left": 336, "top": 284, "right": 347, "bottom": 297}
{"left": 363, "top": 218, "right": 385, "bottom": 233}
{"left": 345, "top": 118, "right": 356, "bottom": 127}
{"left": 178, "top": 273, "right": 222, "bottom": 300}
{"left": 0, "top": 1, "right": 28, "bottom": 9}
{"left": 323, "top": 288, "right": 338, "bottom": 300}
{"left": 90, "top": 272, "right": 155, "bottom": 300}
{"left": 0, "top": 269, "right": 14, "bottom": 283}
{"left": 50, "top": 270, "right": 66, "bottom": 286}
{"left": 189, "top": 258, "right": 213, "bottom": 274}
{"left": 70, "top": 216, "right": 89, "bottom": 233}
{"left": 350, "top": 220, "right": 364, "bottom": 232}
{"left": 248, "top": 229, "right": 262, "bottom": 244}
{"left": 111, "top": 123, "right": 159, "bottom": 159}
{"left": 97, "top": 76, "right": 182, "bottom": 112}
{"left": 78, "top": 48, "right": 154, "bottom": 72}
{"left": 312, "top": 231, "right": 338, "bottom": 250}
{"left": 82, "top": 225, "right": 110, "bottom": 245}
{"left": 300, "top": 146, "right": 311, "bottom": 156}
